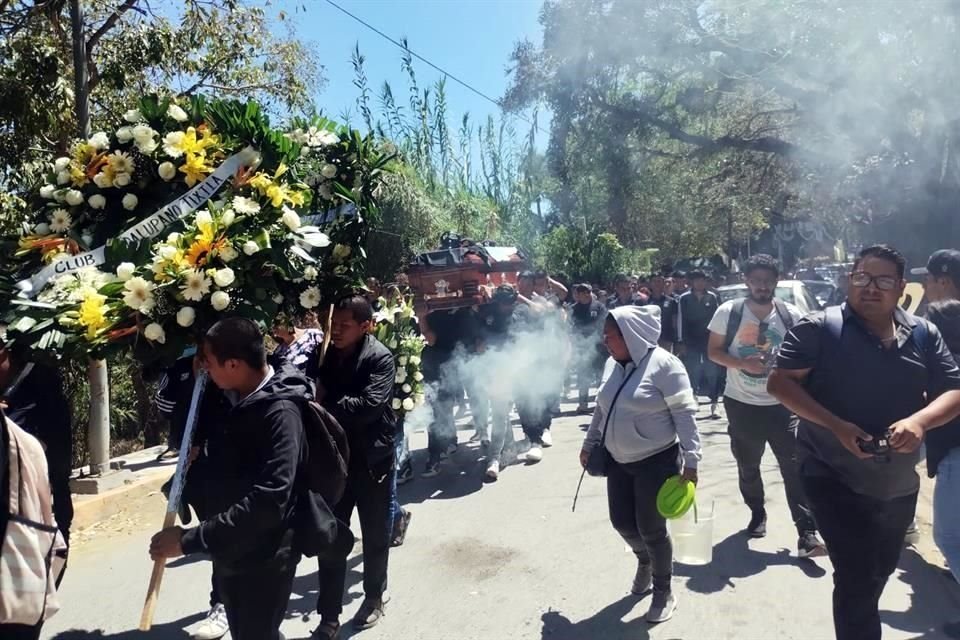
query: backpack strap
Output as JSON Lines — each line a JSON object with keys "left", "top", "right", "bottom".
{"left": 773, "top": 298, "right": 795, "bottom": 332}
{"left": 723, "top": 299, "right": 746, "bottom": 351}
{"left": 824, "top": 305, "right": 845, "bottom": 342}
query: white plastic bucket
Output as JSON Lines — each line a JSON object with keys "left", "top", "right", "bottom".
{"left": 669, "top": 500, "right": 714, "bottom": 565}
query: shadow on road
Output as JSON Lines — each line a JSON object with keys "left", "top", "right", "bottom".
{"left": 540, "top": 595, "right": 655, "bottom": 640}
{"left": 676, "top": 531, "right": 827, "bottom": 594}
{"left": 49, "top": 613, "right": 204, "bottom": 640}
{"left": 880, "top": 548, "right": 960, "bottom": 639}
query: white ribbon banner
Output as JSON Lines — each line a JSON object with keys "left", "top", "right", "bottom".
{"left": 16, "top": 146, "right": 258, "bottom": 297}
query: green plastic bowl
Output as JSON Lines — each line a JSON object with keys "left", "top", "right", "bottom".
{"left": 657, "top": 474, "right": 696, "bottom": 519}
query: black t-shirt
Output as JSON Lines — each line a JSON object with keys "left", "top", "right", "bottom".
{"left": 425, "top": 310, "right": 462, "bottom": 353}
{"left": 571, "top": 300, "right": 606, "bottom": 332}
{"left": 776, "top": 305, "right": 960, "bottom": 499}
{"left": 648, "top": 294, "right": 677, "bottom": 343}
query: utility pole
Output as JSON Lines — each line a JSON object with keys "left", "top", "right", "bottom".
{"left": 70, "top": 0, "right": 111, "bottom": 477}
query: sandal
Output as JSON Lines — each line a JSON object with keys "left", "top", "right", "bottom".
{"left": 311, "top": 620, "right": 340, "bottom": 640}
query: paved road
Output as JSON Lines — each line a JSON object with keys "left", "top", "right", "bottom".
{"left": 43, "top": 396, "right": 958, "bottom": 640}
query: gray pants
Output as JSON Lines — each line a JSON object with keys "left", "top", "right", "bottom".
{"left": 724, "top": 396, "right": 816, "bottom": 535}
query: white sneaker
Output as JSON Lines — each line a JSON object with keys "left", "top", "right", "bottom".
{"left": 526, "top": 445, "right": 543, "bottom": 463}
{"left": 193, "top": 604, "right": 229, "bottom": 639}
{"left": 541, "top": 430, "right": 553, "bottom": 448}
{"left": 646, "top": 591, "right": 677, "bottom": 623}
{"left": 486, "top": 460, "right": 500, "bottom": 480}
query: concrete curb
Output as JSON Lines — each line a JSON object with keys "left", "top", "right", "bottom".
{"left": 71, "top": 467, "right": 171, "bottom": 532}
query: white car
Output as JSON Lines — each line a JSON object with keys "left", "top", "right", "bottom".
{"left": 716, "top": 280, "right": 822, "bottom": 316}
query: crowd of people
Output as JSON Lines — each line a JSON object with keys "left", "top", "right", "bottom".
{"left": 5, "top": 245, "right": 960, "bottom": 640}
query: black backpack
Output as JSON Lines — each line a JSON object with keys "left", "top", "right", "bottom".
{"left": 723, "top": 298, "right": 795, "bottom": 351}
{"left": 300, "top": 401, "right": 350, "bottom": 506}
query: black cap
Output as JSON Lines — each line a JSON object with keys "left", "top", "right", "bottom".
{"left": 911, "top": 250, "right": 960, "bottom": 284}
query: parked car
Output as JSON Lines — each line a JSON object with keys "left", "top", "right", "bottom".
{"left": 716, "top": 280, "right": 822, "bottom": 315}
{"left": 802, "top": 280, "right": 837, "bottom": 308}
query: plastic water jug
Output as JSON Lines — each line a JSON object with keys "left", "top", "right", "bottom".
{"left": 669, "top": 500, "right": 714, "bottom": 565}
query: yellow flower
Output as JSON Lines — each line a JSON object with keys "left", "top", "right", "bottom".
{"left": 179, "top": 152, "right": 213, "bottom": 187}
{"left": 72, "top": 142, "right": 96, "bottom": 166}
{"left": 286, "top": 189, "right": 306, "bottom": 207}
{"left": 78, "top": 292, "right": 109, "bottom": 339}
{"left": 69, "top": 164, "right": 89, "bottom": 187}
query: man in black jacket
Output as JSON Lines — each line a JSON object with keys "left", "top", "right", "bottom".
{"left": 150, "top": 318, "right": 311, "bottom": 640}
{"left": 569, "top": 284, "right": 606, "bottom": 413}
{"left": 313, "top": 295, "right": 397, "bottom": 638}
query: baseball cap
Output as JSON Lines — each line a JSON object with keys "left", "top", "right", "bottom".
{"left": 911, "top": 250, "right": 960, "bottom": 283}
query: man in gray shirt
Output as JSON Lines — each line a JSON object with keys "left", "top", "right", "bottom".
{"left": 769, "top": 245, "right": 960, "bottom": 640}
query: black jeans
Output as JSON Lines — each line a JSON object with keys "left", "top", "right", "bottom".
{"left": 186, "top": 457, "right": 221, "bottom": 607}
{"left": 803, "top": 472, "right": 917, "bottom": 640}
{"left": 0, "top": 623, "right": 41, "bottom": 639}
{"left": 216, "top": 560, "right": 297, "bottom": 640}
{"left": 724, "top": 397, "right": 816, "bottom": 534}
{"left": 606, "top": 445, "right": 680, "bottom": 593}
{"left": 316, "top": 456, "right": 393, "bottom": 619}
{"left": 517, "top": 398, "right": 552, "bottom": 444}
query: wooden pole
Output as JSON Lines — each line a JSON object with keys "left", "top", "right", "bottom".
{"left": 139, "top": 371, "right": 207, "bottom": 630}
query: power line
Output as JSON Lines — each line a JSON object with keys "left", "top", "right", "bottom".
{"left": 322, "top": 0, "right": 546, "bottom": 135}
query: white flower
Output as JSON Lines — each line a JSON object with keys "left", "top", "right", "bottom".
{"left": 107, "top": 150, "right": 135, "bottom": 175}
{"left": 88, "top": 131, "right": 110, "bottom": 150}
{"left": 166, "top": 232, "right": 182, "bottom": 244}
{"left": 56, "top": 170, "right": 71, "bottom": 185}
{"left": 195, "top": 210, "right": 213, "bottom": 229}
{"left": 116, "top": 126, "right": 134, "bottom": 143}
{"left": 321, "top": 163, "right": 337, "bottom": 179}
{"left": 123, "top": 109, "right": 144, "bottom": 123}
{"left": 144, "top": 322, "right": 166, "bottom": 344}
{"left": 132, "top": 125, "right": 157, "bottom": 153}
{"left": 39, "top": 185, "right": 55, "bottom": 199}
{"left": 158, "top": 161, "right": 176, "bottom": 181}
{"left": 162, "top": 131, "right": 185, "bottom": 157}
{"left": 232, "top": 196, "right": 261, "bottom": 214}
{"left": 54, "top": 157, "right": 71, "bottom": 172}
{"left": 64, "top": 189, "right": 83, "bottom": 206}
{"left": 159, "top": 245, "right": 178, "bottom": 260}
{"left": 49, "top": 209, "right": 71, "bottom": 233}
{"left": 210, "top": 290, "right": 231, "bottom": 311}
{"left": 88, "top": 194, "right": 106, "bottom": 210}
{"left": 213, "top": 267, "right": 235, "bottom": 287}
{"left": 220, "top": 209, "right": 235, "bottom": 227}
{"left": 176, "top": 306, "right": 196, "bottom": 327}
{"left": 303, "top": 265, "right": 318, "bottom": 281}
{"left": 409, "top": 355, "right": 421, "bottom": 366}
{"left": 389, "top": 338, "right": 398, "bottom": 349}
{"left": 402, "top": 383, "right": 412, "bottom": 394}
{"left": 136, "top": 137, "right": 158, "bottom": 154}
{"left": 114, "top": 172, "right": 131, "bottom": 187}
{"left": 181, "top": 270, "right": 212, "bottom": 301}
{"left": 122, "top": 193, "right": 139, "bottom": 211}
{"left": 395, "top": 369, "right": 407, "bottom": 384}
{"left": 332, "top": 244, "right": 351, "bottom": 261}
{"left": 305, "top": 127, "right": 339, "bottom": 147}
{"left": 219, "top": 244, "right": 238, "bottom": 262}
{"left": 281, "top": 206, "right": 300, "bottom": 231}
{"left": 300, "top": 286, "right": 321, "bottom": 309}
{"left": 242, "top": 240, "right": 260, "bottom": 256}
{"left": 34, "top": 222, "right": 50, "bottom": 235}
{"left": 392, "top": 398, "right": 402, "bottom": 410}
{"left": 167, "top": 103, "right": 189, "bottom": 122}
{"left": 116, "top": 262, "right": 136, "bottom": 281}
{"left": 414, "top": 371, "right": 424, "bottom": 382}
{"left": 122, "top": 276, "right": 156, "bottom": 313}
{"left": 272, "top": 293, "right": 284, "bottom": 304}
{"left": 398, "top": 356, "right": 408, "bottom": 366}
{"left": 402, "top": 398, "right": 415, "bottom": 411}
{"left": 93, "top": 173, "right": 113, "bottom": 188}
{"left": 415, "top": 393, "right": 425, "bottom": 406}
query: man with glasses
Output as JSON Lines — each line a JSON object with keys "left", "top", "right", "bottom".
{"left": 707, "top": 254, "right": 826, "bottom": 556}
{"left": 769, "top": 244, "right": 960, "bottom": 640}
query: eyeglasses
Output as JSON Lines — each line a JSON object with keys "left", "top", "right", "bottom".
{"left": 850, "top": 271, "right": 899, "bottom": 291}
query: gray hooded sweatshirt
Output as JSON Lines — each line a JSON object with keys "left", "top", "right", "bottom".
{"left": 583, "top": 305, "right": 702, "bottom": 470}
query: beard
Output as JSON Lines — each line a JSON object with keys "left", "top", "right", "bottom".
{"left": 749, "top": 292, "right": 774, "bottom": 304}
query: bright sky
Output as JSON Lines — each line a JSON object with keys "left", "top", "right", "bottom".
{"left": 276, "top": 0, "right": 546, "bottom": 141}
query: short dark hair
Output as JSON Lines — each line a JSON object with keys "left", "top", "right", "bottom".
{"left": 688, "top": 270, "right": 707, "bottom": 281}
{"left": 855, "top": 244, "right": 906, "bottom": 279}
{"left": 672, "top": 271, "right": 686, "bottom": 279}
{"left": 613, "top": 273, "right": 630, "bottom": 285}
{"left": 334, "top": 294, "right": 373, "bottom": 323}
{"left": 518, "top": 270, "right": 536, "bottom": 282}
{"left": 927, "top": 300, "right": 960, "bottom": 353}
{"left": 204, "top": 317, "right": 266, "bottom": 369}
{"left": 533, "top": 270, "right": 548, "bottom": 280}
{"left": 743, "top": 254, "right": 780, "bottom": 278}
{"left": 574, "top": 283, "right": 592, "bottom": 293}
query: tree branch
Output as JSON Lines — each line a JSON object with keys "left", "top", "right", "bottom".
{"left": 86, "top": 0, "right": 140, "bottom": 54}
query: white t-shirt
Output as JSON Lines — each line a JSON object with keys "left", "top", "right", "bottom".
{"left": 708, "top": 300, "right": 803, "bottom": 406}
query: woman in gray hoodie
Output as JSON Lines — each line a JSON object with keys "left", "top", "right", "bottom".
{"left": 580, "top": 305, "right": 702, "bottom": 624}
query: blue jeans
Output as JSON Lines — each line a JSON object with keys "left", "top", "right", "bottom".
{"left": 682, "top": 346, "right": 722, "bottom": 402}
{"left": 389, "top": 418, "right": 408, "bottom": 536}
{"left": 934, "top": 447, "right": 960, "bottom": 580}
